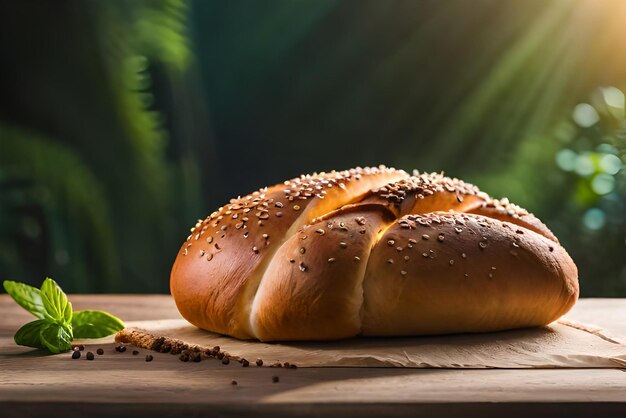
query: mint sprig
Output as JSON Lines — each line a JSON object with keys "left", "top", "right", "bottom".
{"left": 3, "top": 278, "right": 125, "bottom": 353}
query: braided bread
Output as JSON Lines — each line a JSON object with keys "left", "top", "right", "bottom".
{"left": 170, "top": 166, "right": 578, "bottom": 341}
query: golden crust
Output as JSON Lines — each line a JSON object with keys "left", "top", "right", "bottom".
{"left": 361, "top": 212, "right": 578, "bottom": 336}
{"left": 170, "top": 166, "right": 407, "bottom": 338}
{"left": 170, "top": 166, "right": 579, "bottom": 341}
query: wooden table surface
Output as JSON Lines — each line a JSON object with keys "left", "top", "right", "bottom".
{"left": 1, "top": 295, "right": 625, "bottom": 418}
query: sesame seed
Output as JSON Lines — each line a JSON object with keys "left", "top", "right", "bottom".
{"left": 491, "top": 266, "right": 496, "bottom": 270}
{"left": 461, "top": 253, "right": 467, "bottom": 259}
{"left": 315, "top": 229, "right": 325, "bottom": 235}
{"left": 396, "top": 246, "right": 403, "bottom": 252}
{"left": 276, "top": 212, "right": 283, "bottom": 217}
{"left": 299, "top": 262, "right": 308, "bottom": 272}
{"left": 275, "top": 202, "right": 284, "bottom": 208}
{"left": 328, "top": 258, "right": 336, "bottom": 263}
{"left": 387, "top": 240, "right": 395, "bottom": 246}
{"left": 299, "top": 247, "right": 306, "bottom": 254}
{"left": 262, "top": 233, "right": 269, "bottom": 239}
{"left": 207, "top": 254, "right": 213, "bottom": 261}
{"left": 408, "top": 238, "right": 417, "bottom": 244}
{"left": 449, "top": 259, "right": 454, "bottom": 265}
{"left": 438, "top": 234, "right": 445, "bottom": 242}
{"left": 200, "top": 250, "right": 205, "bottom": 256}
{"left": 183, "top": 248, "right": 188, "bottom": 256}
{"left": 289, "top": 258, "right": 295, "bottom": 263}
{"left": 293, "top": 205, "right": 301, "bottom": 211}
{"left": 455, "top": 227, "right": 463, "bottom": 233}
{"left": 479, "top": 242, "right": 487, "bottom": 249}
{"left": 354, "top": 256, "right": 360, "bottom": 262}
{"left": 422, "top": 252, "right": 428, "bottom": 257}
{"left": 355, "top": 217, "right": 366, "bottom": 225}
{"left": 252, "top": 246, "right": 259, "bottom": 253}
{"left": 387, "top": 259, "right": 394, "bottom": 264}
{"left": 422, "top": 234, "right": 429, "bottom": 240}
{"left": 400, "top": 270, "right": 407, "bottom": 276}
{"left": 207, "top": 236, "right": 213, "bottom": 244}
{"left": 339, "top": 242, "right": 347, "bottom": 248}
{"left": 404, "top": 255, "right": 410, "bottom": 261}
{"left": 488, "top": 273, "right": 494, "bottom": 278}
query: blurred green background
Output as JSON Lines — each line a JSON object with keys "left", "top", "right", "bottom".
{"left": 0, "top": 0, "right": 624, "bottom": 295}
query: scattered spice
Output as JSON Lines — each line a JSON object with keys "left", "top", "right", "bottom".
{"left": 96, "top": 348, "right": 104, "bottom": 355}
{"left": 72, "top": 351, "right": 80, "bottom": 359}
{"left": 231, "top": 380, "right": 238, "bottom": 386}
{"left": 272, "top": 376, "right": 280, "bottom": 383}
{"left": 114, "top": 328, "right": 300, "bottom": 373}
{"left": 86, "top": 352, "right": 95, "bottom": 361}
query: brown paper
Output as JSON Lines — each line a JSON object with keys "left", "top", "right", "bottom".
{"left": 120, "top": 318, "right": 626, "bottom": 369}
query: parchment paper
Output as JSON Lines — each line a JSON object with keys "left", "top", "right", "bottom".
{"left": 120, "top": 318, "right": 626, "bottom": 369}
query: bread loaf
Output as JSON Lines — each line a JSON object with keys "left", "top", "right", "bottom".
{"left": 170, "top": 166, "right": 578, "bottom": 341}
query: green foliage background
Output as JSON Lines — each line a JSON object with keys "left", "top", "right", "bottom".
{"left": 0, "top": 0, "right": 624, "bottom": 295}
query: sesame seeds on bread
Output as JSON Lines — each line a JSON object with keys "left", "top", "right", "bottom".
{"left": 170, "top": 166, "right": 578, "bottom": 341}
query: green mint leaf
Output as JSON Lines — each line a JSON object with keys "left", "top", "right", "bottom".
{"left": 72, "top": 310, "right": 125, "bottom": 338}
{"left": 14, "top": 319, "right": 47, "bottom": 349}
{"left": 2, "top": 280, "right": 49, "bottom": 319}
{"left": 39, "top": 322, "right": 73, "bottom": 353}
{"left": 40, "top": 277, "right": 72, "bottom": 323}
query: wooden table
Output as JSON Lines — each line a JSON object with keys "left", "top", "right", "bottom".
{"left": 1, "top": 295, "right": 625, "bottom": 417}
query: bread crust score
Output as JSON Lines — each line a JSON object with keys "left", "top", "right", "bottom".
{"left": 170, "top": 166, "right": 578, "bottom": 341}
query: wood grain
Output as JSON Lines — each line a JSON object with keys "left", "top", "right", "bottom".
{"left": 1, "top": 295, "right": 625, "bottom": 417}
